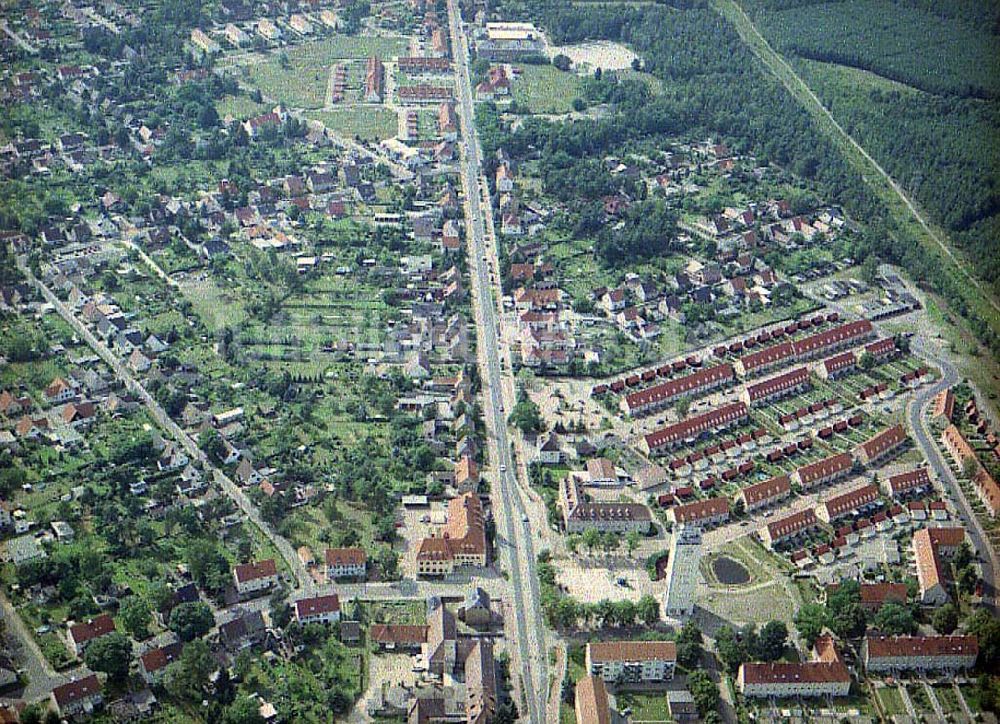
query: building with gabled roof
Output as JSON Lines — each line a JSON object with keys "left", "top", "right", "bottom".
{"left": 863, "top": 635, "right": 978, "bottom": 673}
{"left": 642, "top": 402, "right": 749, "bottom": 454}
{"left": 140, "top": 641, "right": 183, "bottom": 684}
{"left": 68, "top": 614, "right": 115, "bottom": 656}
{"left": 416, "top": 493, "right": 487, "bottom": 577}
{"left": 884, "top": 467, "right": 932, "bottom": 498}
{"left": 856, "top": 424, "right": 908, "bottom": 466}
{"left": 762, "top": 509, "right": 819, "bottom": 548}
{"left": 233, "top": 559, "right": 278, "bottom": 597}
{"left": 737, "top": 635, "right": 850, "bottom": 698}
{"left": 741, "top": 366, "right": 810, "bottom": 406}
{"left": 913, "top": 526, "right": 965, "bottom": 606}
{"left": 325, "top": 547, "right": 367, "bottom": 579}
{"left": 816, "top": 483, "right": 880, "bottom": 523}
{"left": 293, "top": 594, "right": 341, "bottom": 625}
{"left": 51, "top": 675, "right": 103, "bottom": 717}
{"left": 621, "top": 363, "right": 734, "bottom": 417}
{"left": 586, "top": 640, "right": 677, "bottom": 683}
{"left": 738, "top": 475, "right": 791, "bottom": 512}
{"left": 561, "top": 477, "right": 651, "bottom": 534}
{"left": 667, "top": 497, "right": 730, "bottom": 527}
{"left": 575, "top": 675, "right": 611, "bottom": 724}
{"left": 792, "top": 452, "right": 853, "bottom": 491}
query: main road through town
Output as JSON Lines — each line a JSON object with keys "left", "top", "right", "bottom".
{"left": 445, "top": 2, "right": 549, "bottom": 720}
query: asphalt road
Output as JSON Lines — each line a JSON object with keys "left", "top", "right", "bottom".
{"left": 19, "top": 260, "right": 311, "bottom": 592}
{"left": 907, "top": 335, "right": 997, "bottom": 613}
{"left": 445, "top": 3, "right": 548, "bottom": 720}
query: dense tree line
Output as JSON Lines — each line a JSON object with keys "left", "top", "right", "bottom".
{"left": 489, "top": 0, "right": 1000, "bottom": 356}
{"left": 744, "top": 0, "right": 1000, "bottom": 99}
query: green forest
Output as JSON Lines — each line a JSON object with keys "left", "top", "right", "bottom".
{"left": 490, "top": 0, "right": 1000, "bottom": 355}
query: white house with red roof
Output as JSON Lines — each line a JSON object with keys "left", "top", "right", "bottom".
{"left": 233, "top": 559, "right": 278, "bottom": 597}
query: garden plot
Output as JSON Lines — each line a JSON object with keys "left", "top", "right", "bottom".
{"left": 242, "top": 35, "right": 408, "bottom": 110}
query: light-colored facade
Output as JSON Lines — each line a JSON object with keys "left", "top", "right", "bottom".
{"left": 586, "top": 641, "right": 677, "bottom": 684}
{"left": 662, "top": 525, "right": 702, "bottom": 620}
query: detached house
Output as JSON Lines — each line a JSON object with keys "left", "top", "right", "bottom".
{"left": 68, "top": 614, "right": 116, "bottom": 656}
{"left": 233, "top": 559, "right": 279, "bottom": 597}
{"left": 294, "top": 594, "right": 341, "bottom": 625}
{"left": 324, "top": 547, "right": 367, "bottom": 580}
{"left": 51, "top": 675, "right": 103, "bottom": 718}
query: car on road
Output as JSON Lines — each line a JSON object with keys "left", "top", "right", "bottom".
{"left": 500, "top": 464, "right": 507, "bottom": 473}
{"left": 522, "top": 515, "right": 529, "bottom": 523}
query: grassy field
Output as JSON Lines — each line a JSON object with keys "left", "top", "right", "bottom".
{"left": 511, "top": 63, "right": 583, "bottom": 114}
{"left": 216, "top": 93, "right": 269, "bottom": 120}
{"left": 615, "top": 691, "right": 670, "bottom": 721}
{"left": 308, "top": 107, "right": 398, "bottom": 141}
{"left": 244, "top": 36, "right": 408, "bottom": 110}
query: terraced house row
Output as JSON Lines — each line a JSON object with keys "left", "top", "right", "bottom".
{"left": 642, "top": 402, "right": 749, "bottom": 454}
{"left": 735, "top": 319, "right": 875, "bottom": 377}
{"left": 620, "top": 363, "right": 735, "bottom": 417}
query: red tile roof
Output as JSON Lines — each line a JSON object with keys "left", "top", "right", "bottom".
{"left": 865, "top": 635, "right": 978, "bottom": 660}
{"left": 294, "top": 594, "right": 341, "bottom": 618}
{"left": 858, "top": 424, "right": 907, "bottom": 461}
{"left": 745, "top": 366, "right": 810, "bottom": 403}
{"left": 140, "top": 641, "right": 183, "bottom": 673}
{"left": 644, "top": 402, "right": 748, "bottom": 451}
{"left": 766, "top": 509, "right": 818, "bottom": 541}
{"left": 887, "top": 468, "right": 931, "bottom": 495}
{"left": 820, "top": 483, "right": 879, "bottom": 520}
{"left": 69, "top": 614, "right": 115, "bottom": 645}
{"left": 234, "top": 559, "right": 277, "bottom": 583}
{"left": 740, "top": 475, "right": 791, "bottom": 506}
{"left": 669, "top": 497, "right": 730, "bottom": 523}
{"left": 52, "top": 675, "right": 101, "bottom": 708}
{"left": 795, "top": 452, "right": 853, "bottom": 487}
{"left": 324, "top": 547, "right": 367, "bottom": 567}
{"left": 623, "top": 363, "right": 734, "bottom": 412}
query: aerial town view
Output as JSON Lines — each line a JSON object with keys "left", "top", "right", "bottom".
{"left": 1, "top": 0, "right": 999, "bottom": 722}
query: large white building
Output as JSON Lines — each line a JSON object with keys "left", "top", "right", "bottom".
{"left": 586, "top": 641, "right": 677, "bottom": 684}
{"left": 662, "top": 525, "right": 702, "bottom": 620}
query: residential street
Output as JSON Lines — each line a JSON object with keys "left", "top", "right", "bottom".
{"left": 18, "top": 259, "right": 311, "bottom": 592}
{"left": 446, "top": 1, "right": 549, "bottom": 720}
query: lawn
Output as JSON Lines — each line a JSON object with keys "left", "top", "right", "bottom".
{"left": 615, "top": 691, "right": 670, "bottom": 721}
{"left": 511, "top": 63, "right": 582, "bottom": 114}
{"left": 215, "top": 93, "right": 269, "bottom": 121}
{"left": 243, "top": 36, "right": 408, "bottom": 110}
{"left": 308, "top": 107, "right": 398, "bottom": 141}
{"left": 877, "top": 686, "right": 907, "bottom": 717}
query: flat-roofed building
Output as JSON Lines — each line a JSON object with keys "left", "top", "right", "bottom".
{"left": 662, "top": 525, "right": 702, "bottom": 620}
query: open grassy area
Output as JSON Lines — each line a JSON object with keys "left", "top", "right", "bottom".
{"left": 216, "top": 93, "right": 269, "bottom": 121}
{"left": 511, "top": 63, "right": 583, "bottom": 114}
{"left": 243, "top": 36, "right": 408, "bottom": 110}
{"left": 877, "top": 686, "right": 907, "bottom": 717}
{"left": 308, "top": 107, "right": 398, "bottom": 142}
{"left": 615, "top": 691, "right": 670, "bottom": 721}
